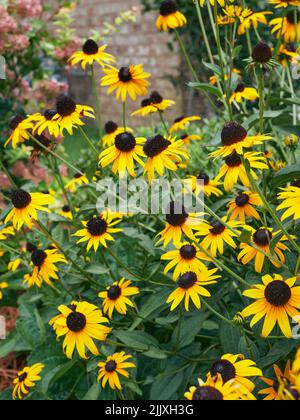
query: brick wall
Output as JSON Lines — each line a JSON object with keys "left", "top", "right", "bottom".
{"left": 68, "top": 0, "right": 183, "bottom": 128}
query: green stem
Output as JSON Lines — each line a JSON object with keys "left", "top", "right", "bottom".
{"left": 106, "top": 249, "right": 145, "bottom": 282}
{"left": 176, "top": 303, "right": 184, "bottom": 351}
{"left": 174, "top": 28, "right": 199, "bottom": 82}
{"left": 0, "top": 159, "right": 17, "bottom": 188}
{"left": 78, "top": 126, "right": 98, "bottom": 156}
{"left": 122, "top": 101, "right": 127, "bottom": 131}
{"left": 158, "top": 110, "right": 169, "bottom": 136}
{"left": 195, "top": 1, "right": 214, "bottom": 64}
{"left": 91, "top": 64, "right": 102, "bottom": 139}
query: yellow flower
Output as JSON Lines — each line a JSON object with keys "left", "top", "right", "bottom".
{"left": 277, "top": 44, "right": 298, "bottom": 67}
{"left": 188, "top": 173, "right": 223, "bottom": 198}
{"left": 23, "top": 248, "right": 67, "bottom": 288}
{"left": 184, "top": 374, "right": 242, "bottom": 400}
{"left": 270, "top": 12, "right": 300, "bottom": 43}
{"left": 170, "top": 116, "right": 201, "bottom": 134}
{"left": 0, "top": 223, "right": 15, "bottom": 241}
{"left": 65, "top": 172, "right": 89, "bottom": 192}
{"left": 215, "top": 151, "right": 268, "bottom": 191}
{"left": 131, "top": 91, "right": 175, "bottom": 117}
{"left": 101, "top": 64, "right": 150, "bottom": 102}
{"left": 0, "top": 282, "right": 8, "bottom": 300}
{"left": 270, "top": 160, "right": 287, "bottom": 171}
{"left": 241, "top": 274, "right": 300, "bottom": 338}
{"left": 210, "top": 122, "right": 271, "bottom": 158}
{"left": 260, "top": 362, "right": 293, "bottom": 400}
{"left": 143, "top": 134, "right": 189, "bottom": 181}
{"left": 199, "top": 0, "right": 227, "bottom": 7}
{"left": 98, "top": 278, "right": 139, "bottom": 318}
{"left": 210, "top": 68, "right": 241, "bottom": 86}
{"left": 52, "top": 95, "right": 95, "bottom": 136}
{"left": 161, "top": 242, "right": 211, "bottom": 280}
{"left": 196, "top": 217, "right": 242, "bottom": 257}
{"left": 277, "top": 181, "right": 300, "bottom": 221}
{"left": 227, "top": 191, "right": 262, "bottom": 222}
{"left": 12, "top": 363, "right": 44, "bottom": 400}
{"left": 156, "top": 0, "right": 187, "bottom": 31}
{"left": 59, "top": 205, "right": 73, "bottom": 220}
{"left": 180, "top": 133, "right": 202, "bottom": 147}
{"left": 30, "top": 110, "right": 60, "bottom": 138}
{"left": 68, "top": 39, "right": 115, "bottom": 70}
{"left": 49, "top": 301, "right": 111, "bottom": 359}
{"left": 230, "top": 84, "right": 259, "bottom": 103}
{"left": 156, "top": 201, "right": 204, "bottom": 248}
{"left": 97, "top": 352, "right": 135, "bottom": 390}
{"left": 238, "top": 9, "right": 272, "bottom": 36}
{"left": 99, "top": 132, "right": 146, "bottom": 178}
{"left": 4, "top": 115, "right": 33, "bottom": 149}
{"left": 166, "top": 269, "right": 219, "bottom": 311}
{"left": 5, "top": 189, "right": 54, "bottom": 230}
{"left": 238, "top": 226, "right": 291, "bottom": 273}
{"left": 8, "top": 258, "right": 22, "bottom": 272}
{"left": 268, "top": 0, "right": 300, "bottom": 8}
{"left": 207, "top": 354, "right": 262, "bottom": 400}
{"left": 74, "top": 214, "right": 122, "bottom": 251}
{"left": 102, "top": 121, "right": 133, "bottom": 148}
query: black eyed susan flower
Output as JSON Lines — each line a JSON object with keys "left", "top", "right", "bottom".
{"left": 238, "top": 9, "right": 272, "bottom": 36}
{"left": 59, "top": 205, "right": 73, "bottom": 220}
{"left": 209, "top": 68, "right": 241, "bottom": 86}
{"left": 131, "top": 98, "right": 158, "bottom": 117}
{"left": 0, "top": 223, "right": 15, "bottom": 240}
{"left": 270, "top": 160, "right": 287, "bottom": 172}
{"left": 102, "top": 121, "right": 133, "bottom": 148}
{"left": 180, "top": 133, "right": 202, "bottom": 147}
{"left": 210, "top": 122, "right": 271, "bottom": 158}
{"left": 99, "top": 132, "right": 146, "bottom": 177}
{"left": 270, "top": 11, "right": 300, "bottom": 43}
{"left": 215, "top": 151, "right": 268, "bottom": 191}
{"left": 68, "top": 39, "right": 115, "bottom": 70}
{"left": 143, "top": 134, "right": 189, "bottom": 181}
{"left": 293, "top": 349, "right": 300, "bottom": 374}
{"left": 207, "top": 354, "right": 262, "bottom": 400}
{"left": 161, "top": 242, "right": 211, "bottom": 280}
{"left": 157, "top": 201, "right": 204, "bottom": 248}
{"left": 156, "top": 0, "right": 187, "bottom": 31}
{"left": 278, "top": 44, "right": 298, "bottom": 67}
{"left": 241, "top": 274, "right": 300, "bottom": 338}
{"left": 101, "top": 64, "right": 151, "bottom": 102}
{"left": 5, "top": 189, "right": 54, "bottom": 230}
{"left": 184, "top": 375, "right": 242, "bottom": 401}
{"left": 52, "top": 94, "right": 95, "bottom": 136}
{"left": 12, "top": 363, "right": 44, "bottom": 400}
{"left": 23, "top": 248, "right": 67, "bottom": 288}
{"left": 74, "top": 214, "right": 122, "bottom": 251}
{"left": 260, "top": 361, "right": 293, "bottom": 400}
{"left": 30, "top": 109, "right": 60, "bottom": 138}
{"left": 0, "top": 282, "right": 8, "bottom": 300}
{"left": 199, "top": 0, "right": 226, "bottom": 7}
{"left": 227, "top": 191, "right": 262, "bottom": 222}
{"left": 230, "top": 83, "right": 259, "bottom": 104}
{"left": 8, "top": 258, "right": 22, "bottom": 272}
{"left": 4, "top": 115, "right": 34, "bottom": 149}
{"left": 189, "top": 173, "right": 223, "bottom": 198}
{"left": 264, "top": 149, "right": 273, "bottom": 159}
{"left": 50, "top": 301, "right": 112, "bottom": 359}
{"left": 98, "top": 278, "right": 139, "bottom": 318}
{"left": 238, "top": 227, "right": 291, "bottom": 273}
{"left": 170, "top": 115, "right": 201, "bottom": 134}
{"left": 65, "top": 172, "right": 89, "bottom": 192}
{"left": 277, "top": 180, "right": 300, "bottom": 221}
{"left": 166, "top": 269, "right": 219, "bottom": 311}
{"left": 279, "top": 381, "right": 300, "bottom": 400}
{"left": 97, "top": 352, "right": 135, "bottom": 390}
{"left": 149, "top": 90, "right": 175, "bottom": 111}
{"left": 195, "top": 218, "right": 241, "bottom": 257}
{"left": 268, "top": 0, "right": 300, "bottom": 7}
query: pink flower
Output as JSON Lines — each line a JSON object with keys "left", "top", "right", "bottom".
{"left": 54, "top": 38, "right": 81, "bottom": 62}
{"left": 8, "top": 34, "right": 30, "bottom": 52}
{"left": 9, "top": 0, "right": 42, "bottom": 18}
{"left": 0, "top": 6, "right": 17, "bottom": 33}
{"left": 34, "top": 79, "right": 69, "bottom": 107}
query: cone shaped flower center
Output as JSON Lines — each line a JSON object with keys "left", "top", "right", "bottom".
{"left": 253, "top": 229, "right": 272, "bottom": 246}
{"left": 180, "top": 245, "right": 197, "bottom": 260}
{"left": 105, "top": 360, "right": 117, "bottom": 373}
{"left": 143, "top": 135, "right": 171, "bottom": 157}
{"left": 291, "top": 180, "right": 300, "bottom": 188}
{"left": 119, "top": 67, "right": 132, "bottom": 82}
{"left": 105, "top": 121, "right": 118, "bottom": 134}
{"left": 210, "top": 359, "right": 236, "bottom": 383}
{"left": 18, "top": 373, "right": 28, "bottom": 383}
{"left": 115, "top": 132, "right": 136, "bottom": 152}
{"left": 193, "top": 386, "right": 223, "bottom": 401}
{"left": 197, "top": 173, "right": 210, "bottom": 185}
{"left": 221, "top": 122, "right": 247, "bottom": 146}
{"left": 31, "top": 250, "right": 47, "bottom": 267}
{"left": 44, "top": 109, "right": 57, "bottom": 120}
{"left": 107, "top": 285, "right": 122, "bottom": 300}
{"left": 160, "top": 0, "right": 177, "bottom": 16}
{"left": 9, "top": 115, "right": 24, "bottom": 130}
{"left": 11, "top": 189, "right": 32, "bottom": 209}
{"left": 287, "top": 10, "right": 300, "bottom": 25}
{"left": 56, "top": 95, "right": 76, "bottom": 117}
{"left": 210, "top": 221, "right": 226, "bottom": 235}
{"left": 87, "top": 217, "right": 108, "bottom": 236}
{"left": 252, "top": 42, "right": 272, "bottom": 63}
{"left": 166, "top": 201, "right": 189, "bottom": 226}
{"left": 177, "top": 271, "right": 197, "bottom": 289}
{"left": 82, "top": 39, "right": 99, "bottom": 55}
{"left": 235, "top": 193, "right": 250, "bottom": 207}
{"left": 66, "top": 311, "right": 87, "bottom": 332}
{"left": 225, "top": 151, "right": 242, "bottom": 167}
{"left": 62, "top": 205, "right": 71, "bottom": 213}
{"left": 265, "top": 280, "right": 291, "bottom": 307}
{"left": 150, "top": 91, "right": 163, "bottom": 104}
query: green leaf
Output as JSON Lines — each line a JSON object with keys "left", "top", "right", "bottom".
{"left": 82, "top": 382, "right": 101, "bottom": 400}
{"left": 41, "top": 359, "right": 77, "bottom": 394}
{"left": 187, "top": 82, "right": 223, "bottom": 99}
{"left": 113, "top": 330, "right": 160, "bottom": 351}
{"left": 270, "top": 165, "right": 300, "bottom": 188}
{"left": 202, "top": 61, "right": 222, "bottom": 77}
{"left": 172, "top": 311, "right": 208, "bottom": 349}
{"left": 130, "top": 290, "right": 169, "bottom": 330}
{"left": 258, "top": 340, "right": 298, "bottom": 369}
{"left": 219, "top": 322, "right": 242, "bottom": 354}
{"left": 150, "top": 373, "right": 183, "bottom": 400}
{"left": 85, "top": 264, "right": 110, "bottom": 275}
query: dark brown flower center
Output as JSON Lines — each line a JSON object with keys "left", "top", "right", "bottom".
{"left": 115, "top": 132, "right": 136, "bottom": 152}
{"left": 143, "top": 135, "right": 171, "bottom": 157}
{"left": 180, "top": 245, "right": 197, "bottom": 260}
{"left": 150, "top": 91, "right": 163, "bottom": 104}
{"left": 18, "top": 373, "right": 28, "bottom": 383}
{"left": 26, "top": 242, "right": 37, "bottom": 253}
{"left": 210, "top": 359, "right": 236, "bottom": 383}
{"left": 287, "top": 10, "right": 300, "bottom": 25}
{"left": 284, "top": 385, "right": 300, "bottom": 400}
{"left": 31, "top": 249, "right": 47, "bottom": 267}
{"left": 56, "top": 95, "right": 76, "bottom": 117}
{"left": 74, "top": 172, "right": 84, "bottom": 179}
{"left": 119, "top": 67, "right": 132, "bottom": 83}
{"left": 221, "top": 122, "right": 247, "bottom": 146}
{"left": 44, "top": 109, "right": 57, "bottom": 120}
{"left": 265, "top": 280, "right": 291, "bottom": 307}
{"left": 9, "top": 114, "right": 24, "bottom": 130}
{"left": 235, "top": 193, "right": 250, "bottom": 207}
{"left": 192, "top": 386, "right": 223, "bottom": 401}
{"left": 82, "top": 39, "right": 99, "bottom": 55}
{"left": 105, "top": 360, "right": 117, "bottom": 373}
{"left": 197, "top": 173, "right": 210, "bottom": 186}
{"left": 174, "top": 115, "right": 184, "bottom": 124}
{"left": 107, "top": 285, "right": 122, "bottom": 300}
{"left": 253, "top": 229, "right": 272, "bottom": 246}
{"left": 235, "top": 83, "right": 245, "bottom": 93}
{"left": 291, "top": 180, "right": 300, "bottom": 188}
{"left": 166, "top": 201, "right": 189, "bottom": 226}
{"left": 33, "top": 134, "right": 52, "bottom": 151}
{"left": 11, "top": 189, "right": 32, "bottom": 209}
{"left": 252, "top": 42, "right": 272, "bottom": 63}
{"left": 105, "top": 121, "right": 118, "bottom": 134}
{"left": 177, "top": 271, "right": 197, "bottom": 289}
{"left": 141, "top": 98, "right": 153, "bottom": 107}
{"left": 160, "top": 0, "right": 178, "bottom": 16}
{"left": 66, "top": 311, "right": 87, "bottom": 332}
{"left": 210, "top": 221, "right": 226, "bottom": 235}
{"left": 87, "top": 217, "right": 108, "bottom": 236}
{"left": 225, "top": 151, "right": 242, "bottom": 167}
{"left": 62, "top": 205, "right": 71, "bottom": 213}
